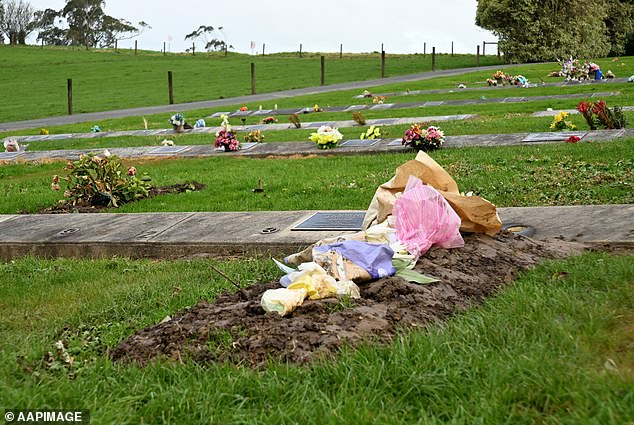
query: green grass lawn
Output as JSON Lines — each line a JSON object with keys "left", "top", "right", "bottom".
{"left": 1, "top": 50, "right": 633, "bottom": 424}
{"left": 1, "top": 139, "right": 632, "bottom": 214}
{"left": 1, "top": 252, "right": 631, "bottom": 424}
{"left": 0, "top": 46, "right": 504, "bottom": 123}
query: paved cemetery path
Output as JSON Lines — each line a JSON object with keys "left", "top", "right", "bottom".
{"left": 0, "top": 64, "right": 528, "bottom": 132}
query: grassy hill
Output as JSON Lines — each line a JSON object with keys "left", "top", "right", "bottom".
{"left": 0, "top": 45, "right": 503, "bottom": 123}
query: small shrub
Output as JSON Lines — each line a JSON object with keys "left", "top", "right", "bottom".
{"left": 53, "top": 152, "right": 150, "bottom": 208}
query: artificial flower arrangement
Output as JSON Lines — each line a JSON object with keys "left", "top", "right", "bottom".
{"left": 161, "top": 139, "right": 174, "bottom": 146}
{"left": 401, "top": 124, "right": 445, "bottom": 151}
{"left": 91, "top": 125, "right": 101, "bottom": 133}
{"left": 565, "top": 135, "right": 580, "bottom": 143}
{"left": 313, "top": 104, "right": 323, "bottom": 112}
{"left": 549, "top": 111, "right": 577, "bottom": 131}
{"left": 604, "top": 70, "right": 616, "bottom": 79}
{"left": 309, "top": 125, "right": 343, "bottom": 149}
{"left": 239, "top": 106, "right": 249, "bottom": 112}
{"left": 360, "top": 125, "right": 381, "bottom": 140}
{"left": 214, "top": 115, "right": 240, "bottom": 151}
{"left": 261, "top": 116, "right": 278, "bottom": 124}
{"left": 373, "top": 96, "right": 387, "bottom": 104}
{"left": 194, "top": 119, "right": 206, "bottom": 128}
{"left": 488, "top": 70, "right": 528, "bottom": 86}
{"left": 169, "top": 113, "right": 185, "bottom": 127}
{"left": 361, "top": 90, "right": 373, "bottom": 98}
{"left": 558, "top": 57, "right": 601, "bottom": 81}
{"left": 40, "top": 128, "right": 49, "bottom": 135}
{"left": 3, "top": 138, "right": 20, "bottom": 152}
{"left": 244, "top": 129, "right": 265, "bottom": 143}
{"left": 577, "top": 100, "right": 628, "bottom": 130}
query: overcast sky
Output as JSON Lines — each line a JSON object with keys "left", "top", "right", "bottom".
{"left": 30, "top": 0, "right": 496, "bottom": 54}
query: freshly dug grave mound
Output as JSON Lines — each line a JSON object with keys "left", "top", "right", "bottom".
{"left": 33, "top": 182, "right": 205, "bottom": 214}
{"left": 112, "top": 233, "right": 586, "bottom": 367}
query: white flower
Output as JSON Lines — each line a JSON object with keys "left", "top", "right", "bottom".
{"left": 3, "top": 138, "right": 20, "bottom": 152}
{"left": 161, "top": 139, "right": 174, "bottom": 146}
{"left": 103, "top": 149, "right": 111, "bottom": 157}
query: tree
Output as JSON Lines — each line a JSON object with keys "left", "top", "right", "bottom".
{"left": 0, "top": 0, "right": 37, "bottom": 44}
{"left": 34, "top": 0, "right": 147, "bottom": 48}
{"left": 184, "top": 25, "right": 233, "bottom": 52}
{"left": 476, "top": 0, "right": 634, "bottom": 62}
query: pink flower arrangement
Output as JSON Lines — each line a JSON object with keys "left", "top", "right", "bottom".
{"left": 402, "top": 124, "right": 445, "bottom": 151}
{"left": 565, "top": 135, "right": 580, "bottom": 143}
{"left": 214, "top": 115, "right": 240, "bottom": 151}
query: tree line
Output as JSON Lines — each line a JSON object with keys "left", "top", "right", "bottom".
{"left": 476, "top": 0, "right": 634, "bottom": 62}
{"left": 0, "top": 0, "right": 147, "bottom": 47}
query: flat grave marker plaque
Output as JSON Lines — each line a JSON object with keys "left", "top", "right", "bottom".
{"left": 231, "top": 110, "right": 252, "bottom": 117}
{"left": 292, "top": 212, "right": 366, "bottom": 231}
{"left": 522, "top": 132, "right": 587, "bottom": 143}
{"left": 370, "top": 103, "right": 394, "bottom": 110}
{"left": 210, "top": 112, "right": 230, "bottom": 118}
{"left": 371, "top": 118, "right": 398, "bottom": 125}
{"left": 148, "top": 146, "right": 191, "bottom": 155}
{"left": 423, "top": 101, "right": 444, "bottom": 107}
{"left": 388, "top": 138, "right": 404, "bottom": 147}
{"left": 344, "top": 105, "right": 366, "bottom": 112}
{"left": 305, "top": 122, "right": 333, "bottom": 128}
{"left": 240, "top": 142, "right": 260, "bottom": 151}
{"left": 503, "top": 97, "right": 525, "bottom": 103}
{"left": 252, "top": 109, "right": 273, "bottom": 116}
{"left": 340, "top": 139, "right": 379, "bottom": 147}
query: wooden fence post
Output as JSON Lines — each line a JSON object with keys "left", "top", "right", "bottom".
{"left": 476, "top": 45, "right": 480, "bottom": 66}
{"left": 451, "top": 41, "right": 454, "bottom": 56}
{"left": 262, "top": 43, "right": 265, "bottom": 56}
{"left": 432, "top": 47, "right": 436, "bottom": 71}
{"left": 299, "top": 43, "right": 302, "bottom": 58}
{"left": 320, "top": 55, "right": 325, "bottom": 86}
{"left": 192, "top": 43, "right": 195, "bottom": 56}
{"left": 168, "top": 71, "right": 174, "bottom": 104}
{"left": 67, "top": 79, "right": 73, "bottom": 115}
{"left": 134, "top": 40, "right": 137, "bottom": 55}
{"left": 381, "top": 50, "right": 385, "bottom": 78}
{"left": 251, "top": 63, "right": 256, "bottom": 95}
{"left": 340, "top": 43, "right": 343, "bottom": 59}
{"left": 163, "top": 42, "right": 166, "bottom": 55}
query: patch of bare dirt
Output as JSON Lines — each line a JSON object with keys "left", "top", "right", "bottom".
{"left": 112, "top": 233, "right": 587, "bottom": 367}
{"left": 32, "top": 182, "right": 205, "bottom": 214}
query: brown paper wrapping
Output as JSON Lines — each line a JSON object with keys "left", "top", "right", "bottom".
{"left": 363, "top": 151, "right": 502, "bottom": 235}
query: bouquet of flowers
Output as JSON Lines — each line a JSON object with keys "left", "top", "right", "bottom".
{"left": 549, "top": 111, "right": 577, "bottom": 131}
{"left": 3, "top": 138, "right": 20, "bottom": 152}
{"left": 360, "top": 125, "right": 381, "bottom": 140}
{"left": 261, "top": 116, "right": 278, "bottom": 124}
{"left": 214, "top": 115, "right": 240, "bottom": 151}
{"left": 486, "top": 78, "right": 498, "bottom": 86}
{"left": 244, "top": 130, "right": 265, "bottom": 143}
{"left": 401, "top": 124, "right": 445, "bottom": 151}
{"left": 373, "top": 96, "right": 387, "bottom": 104}
{"left": 309, "top": 125, "right": 343, "bottom": 149}
{"left": 492, "top": 70, "right": 505, "bottom": 83}
{"left": 169, "top": 113, "right": 185, "bottom": 127}
{"left": 605, "top": 70, "right": 616, "bottom": 79}
{"left": 194, "top": 119, "right": 206, "bottom": 128}
{"left": 361, "top": 90, "right": 373, "bottom": 98}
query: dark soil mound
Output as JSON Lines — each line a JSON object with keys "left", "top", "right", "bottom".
{"left": 112, "top": 233, "right": 586, "bottom": 367}
{"left": 33, "top": 182, "right": 205, "bottom": 214}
